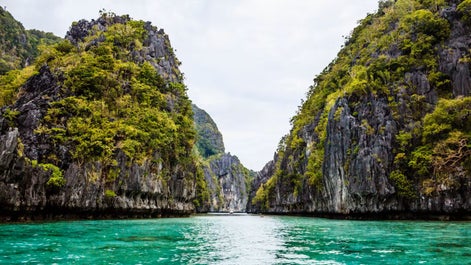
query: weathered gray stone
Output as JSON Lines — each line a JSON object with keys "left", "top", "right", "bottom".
{"left": 0, "top": 17, "right": 194, "bottom": 221}
{"left": 200, "top": 153, "right": 252, "bottom": 212}
{"left": 66, "top": 15, "right": 182, "bottom": 83}
{"left": 247, "top": 3, "right": 471, "bottom": 219}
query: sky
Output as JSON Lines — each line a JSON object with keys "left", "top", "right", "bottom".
{"left": 2, "top": 0, "right": 379, "bottom": 171}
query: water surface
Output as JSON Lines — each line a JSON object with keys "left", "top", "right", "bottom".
{"left": 1, "top": 214, "right": 470, "bottom": 264}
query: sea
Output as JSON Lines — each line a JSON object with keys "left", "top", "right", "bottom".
{"left": 1, "top": 213, "right": 470, "bottom": 264}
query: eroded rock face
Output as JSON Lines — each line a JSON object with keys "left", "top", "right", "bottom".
{"left": 0, "top": 16, "right": 195, "bottom": 221}
{"left": 246, "top": 160, "right": 275, "bottom": 213}
{"left": 191, "top": 103, "right": 253, "bottom": 213}
{"left": 201, "top": 153, "right": 252, "bottom": 212}
{"left": 66, "top": 15, "right": 182, "bottom": 83}
{"left": 439, "top": 5, "right": 471, "bottom": 97}
{"left": 247, "top": 2, "right": 471, "bottom": 219}
{"left": 318, "top": 96, "right": 398, "bottom": 213}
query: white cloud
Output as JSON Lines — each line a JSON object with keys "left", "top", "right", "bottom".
{"left": 2, "top": 0, "right": 379, "bottom": 170}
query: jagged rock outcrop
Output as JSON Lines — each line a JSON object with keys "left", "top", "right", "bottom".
{"left": 246, "top": 159, "right": 275, "bottom": 213}
{"left": 66, "top": 14, "right": 182, "bottom": 83}
{"left": 201, "top": 153, "right": 253, "bottom": 212}
{"left": 248, "top": 0, "right": 471, "bottom": 219}
{"left": 0, "top": 123, "right": 195, "bottom": 219}
{"left": 0, "top": 14, "right": 196, "bottom": 221}
{"left": 192, "top": 104, "right": 253, "bottom": 212}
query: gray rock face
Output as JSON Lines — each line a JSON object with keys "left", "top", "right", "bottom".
{"left": 247, "top": 3, "right": 471, "bottom": 219}
{"left": 200, "top": 153, "right": 253, "bottom": 212}
{"left": 0, "top": 16, "right": 194, "bottom": 221}
{"left": 439, "top": 5, "right": 471, "bottom": 97}
{"left": 246, "top": 159, "right": 275, "bottom": 213}
{"left": 298, "top": 96, "right": 399, "bottom": 214}
{"left": 66, "top": 15, "right": 182, "bottom": 83}
{"left": 191, "top": 104, "right": 253, "bottom": 213}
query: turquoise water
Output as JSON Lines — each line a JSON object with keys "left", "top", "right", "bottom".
{"left": 0, "top": 214, "right": 470, "bottom": 264}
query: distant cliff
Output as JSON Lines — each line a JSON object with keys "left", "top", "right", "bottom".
{"left": 0, "top": 7, "right": 60, "bottom": 74}
{"left": 192, "top": 105, "right": 253, "bottom": 212}
{"left": 192, "top": 104, "right": 225, "bottom": 158}
{"left": 248, "top": 0, "right": 471, "bottom": 219}
{"left": 0, "top": 13, "right": 196, "bottom": 221}
{"left": 200, "top": 153, "right": 253, "bottom": 212}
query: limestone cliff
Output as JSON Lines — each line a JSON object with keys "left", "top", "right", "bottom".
{"left": 0, "top": 14, "right": 196, "bottom": 221}
{"left": 201, "top": 153, "right": 253, "bottom": 212}
{"left": 248, "top": 0, "right": 471, "bottom": 219}
{"left": 192, "top": 105, "right": 253, "bottom": 212}
{"left": 0, "top": 6, "right": 60, "bottom": 74}
{"left": 246, "top": 159, "right": 275, "bottom": 213}
{"left": 192, "top": 104, "right": 225, "bottom": 158}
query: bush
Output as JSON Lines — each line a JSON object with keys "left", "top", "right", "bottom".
{"left": 39, "top": 163, "right": 65, "bottom": 187}
{"left": 2, "top": 108, "right": 20, "bottom": 126}
{"left": 104, "top": 189, "right": 117, "bottom": 198}
{"left": 0, "top": 67, "right": 37, "bottom": 107}
{"left": 252, "top": 175, "right": 277, "bottom": 210}
{"left": 389, "top": 170, "right": 416, "bottom": 198}
{"left": 458, "top": 0, "right": 471, "bottom": 26}
{"left": 423, "top": 97, "right": 471, "bottom": 142}
{"left": 399, "top": 9, "right": 450, "bottom": 57}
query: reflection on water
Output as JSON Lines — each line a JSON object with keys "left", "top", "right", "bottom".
{"left": 0, "top": 214, "right": 470, "bottom": 264}
{"left": 179, "top": 213, "right": 285, "bottom": 264}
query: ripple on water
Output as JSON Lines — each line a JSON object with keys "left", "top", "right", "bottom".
{"left": 0, "top": 216, "right": 470, "bottom": 264}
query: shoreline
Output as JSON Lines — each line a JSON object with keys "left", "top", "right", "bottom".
{"left": 2, "top": 209, "right": 471, "bottom": 223}
{"left": 0, "top": 209, "right": 193, "bottom": 223}
{"left": 247, "top": 211, "right": 471, "bottom": 221}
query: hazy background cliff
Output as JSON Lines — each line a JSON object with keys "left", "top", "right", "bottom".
{"left": 0, "top": 7, "right": 61, "bottom": 74}
{"left": 193, "top": 104, "right": 254, "bottom": 212}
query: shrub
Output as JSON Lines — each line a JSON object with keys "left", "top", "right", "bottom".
{"left": 2, "top": 108, "right": 20, "bottom": 126}
{"left": 0, "top": 66, "right": 37, "bottom": 107}
{"left": 104, "top": 189, "right": 117, "bottom": 198}
{"left": 457, "top": 0, "right": 471, "bottom": 26}
{"left": 39, "top": 163, "right": 65, "bottom": 187}
{"left": 389, "top": 170, "right": 416, "bottom": 198}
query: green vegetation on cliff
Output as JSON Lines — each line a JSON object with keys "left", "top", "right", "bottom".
{"left": 40, "top": 16, "right": 194, "bottom": 173}
{"left": 192, "top": 104, "right": 254, "bottom": 212}
{"left": 192, "top": 104, "right": 225, "bottom": 158}
{"left": 0, "top": 7, "right": 60, "bottom": 75}
{"left": 251, "top": 0, "right": 471, "bottom": 212}
{"left": 0, "top": 13, "right": 197, "bottom": 198}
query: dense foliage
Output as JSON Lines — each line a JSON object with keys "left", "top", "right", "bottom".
{"left": 0, "top": 7, "right": 60, "bottom": 75}
{"left": 0, "top": 66, "right": 37, "bottom": 106}
{"left": 253, "top": 0, "right": 471, "bottom": 208}
{"left": 41, "top": 16, "right": 194, "bottom": 167}
{"left": 192, "top": 104, "right": 225, "bottom": 158}
{"left": 1, "top": 13, "right": 197, "bottom": 189}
